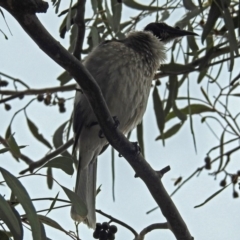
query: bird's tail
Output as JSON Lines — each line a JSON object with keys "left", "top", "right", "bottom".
{"left": 71, "top": 159, "right": 97, "bottom": 229}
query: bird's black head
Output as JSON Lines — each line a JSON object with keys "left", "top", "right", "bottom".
{"left": 144, "top": 22, "right": 198, "bottom": 43}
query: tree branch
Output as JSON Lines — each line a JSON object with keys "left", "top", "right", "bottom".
{"left": 0, "top": 1, "right": 193, "bottom": 239}
{"left": 0, "top": 84, "right": 75, "bottom": 96}
{"left": 135, "top": 222, "right": 170, "bottom": 240}
{"left": 96, "top": 209, "right": 138, "bottom": 237}
{"left": 20, "top": 138, "right": 74, "bottom": 174}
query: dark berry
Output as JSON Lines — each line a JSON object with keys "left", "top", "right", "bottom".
{"left": 220, "top": 179, "right": 226, "bottom": 187}
{"left": 93, "top": 229, "right": 100, "bottom": 239}
{"left": 109, "top": 225, "right": 117, "bottom": 234}
{"left": 231, "top": 175, "right": 238, "bottom": 184}
{"left": 99, "top": 230, "right": 107, "bottom": 240}
{"left": 96, "top": 223, "right": 102, "bottom": 230}
{"left": 0, "top": 80, "right": 8, "bottom": 87}
{"left": 37, "top": 94, "right": 44, "bottom": 102}
{"left": 101, "top": 222, "right": 109, "bottom": 230}
{"left": 204, "top": 156, "right": 211, "bottom": 170}
{"left": 59, "top": 106, "right": 66, "bottom": 113}
{"left": 107, "top": 231, "right": 115, "bottom": 240}
{"left": 4, "top": 103, "right": 11, "bottom": 111}
{"left": 233, "top": 191, "right": 239, "bottom": 198}
{"left": 44, "top": 98, "right": 51, "bottom": 105}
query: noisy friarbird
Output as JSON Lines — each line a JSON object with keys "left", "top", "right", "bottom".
{"left": 71, "top": 22, "right": 197, "bottom": 228}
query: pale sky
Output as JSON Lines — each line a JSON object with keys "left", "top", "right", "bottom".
{"left": 1, "top": 1, "right": 240, "bottom": 240}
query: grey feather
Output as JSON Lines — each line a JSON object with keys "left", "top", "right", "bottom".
{"left": 71, "top": 23, "right": 196, "bottom": 228}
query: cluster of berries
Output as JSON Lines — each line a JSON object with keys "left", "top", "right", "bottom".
{"left": 93, "top": 222, "right": 118, "bottom": 240}
{"left": 37, "top": 94, "right": 66, "bottom": 113}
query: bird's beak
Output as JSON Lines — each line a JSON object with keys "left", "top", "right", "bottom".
{"left": 144, "top": 22, "right": 198, "bottom": 42}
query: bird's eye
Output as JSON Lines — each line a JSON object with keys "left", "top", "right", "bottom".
{"left": 175, "top": 26, "right": 180, "bottom": 30}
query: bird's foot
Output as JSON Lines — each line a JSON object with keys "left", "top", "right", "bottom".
{"left": 98, "top": 116, "right": 120, "bottom": 139}
{"left": 113, "top": 116, "right": 120, "bottom": 129}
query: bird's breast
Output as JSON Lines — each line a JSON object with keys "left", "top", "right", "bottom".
{"left": 84, "top": 41, "right": 160, "bottom": 133}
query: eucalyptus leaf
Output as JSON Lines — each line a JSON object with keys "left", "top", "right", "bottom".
{"left": 156, "top": 122, "right": 184, "bottom": 140}
{"left": 0, "top": 168, "right": 45, "bottom": 240}
{"left": 26, "top": 117, "right": 52, "bottom": 149}
{"left": 43, "top": 157, "right": 74, "bottom": 175}
{"left": 0, "top": 194, "right": 23, "bottom": 240}
{"left": 61, "top": 186, "right": 88, "bottom": 217}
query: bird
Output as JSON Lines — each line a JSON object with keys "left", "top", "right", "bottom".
{"left": 71, "top": 22, "right": 197, "bottom": 229}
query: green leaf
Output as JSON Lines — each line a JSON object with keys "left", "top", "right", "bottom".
{"left": 111, "top": 0, "right": 122, "bottom": 33}
{"left": 91, "top": 0, "right": 98, "bottom": 14}
{"left": 175, "top": 6, "right": 208, "bottom": 29}
{"left": 194, "top": 184, "right": 230, "bottom": 208}
{"left": 111, "top": 147, "right": 115, "bottom": 202}
{"left": 187, "top": 24, "right": 199, "bottom": 52}
{"left": 165, "top": 104, "right": 214, "bottom": 122}
{"left": 53, "top": 121, "right": 72, "bottom": 158}
{"left": 43, "top": 157, "right": 74, "bottom": 175}
{"left": 26, "top": 117, "right": 52, "bottom": 149}
{"left": 52, "top": 0, "right": 62, "bottom": 13}
{"left": 197, "top": 69, "right": 207, "bottom": 83}
{"left": 47, "top": 192, "right": 59, "bottom": 216}
{"left": 61, "top": 186, "right": 87, "bottom": 217}
{"left": 5, "top": 123, "right": 11, "bottom": 139}
{"left": 66, "top": 0, "right": 73, "bottom": 32}
{"left": 183, "top": 0, "right": 197, "bottom": 10}
{"left": 91, "top": 26, "right": 99, "bottom": 47}
{"left": 155, "top": 122, "right": 184, "bottom": 140}
{"left": 218, "top": 130, "right": 225, "bottom": 172}
{"left": 68, "top": 24, "right": 78, "bottom": 54}
{"left": 57, "top": 71, "right": 72, "bottom": 86}
{"left": 38, "top": 214, "right": 65, "bottom": 233}
{"left": 200, "top": 87, "right": 212, "bottom": 105}
{"left": 7, "top": 134, "right": 20, "bottom": 159}
{"left": 123, "top": 0, "right": 168, "bottom": 11}
{"left": 136, "top": 121, "right": 144, "bottom": 157}
{"left": 164, "top": 75, "right": 178, "bottom": 117}
{"left": 160, "top": 10, "right": 170, "bottom": 21}
{"left": 0, "top": 146, "right": 27, "bottom": 155}
{"left": 202, "top": 0, "right": 221, "bottom": 43}
{"left": 0, "top": 168, "right": 45, "bottom": 240}
{"left": 0, "top": 147, "right": 10, "bottom": 154}
{"left": 152, "top": 86, "right": 165, "bottom": 136}
{"left": 47, "top": 167, "right": 53, "bottom": 190}
{"left": 172, "top": 101, "right": 187, "bottom": 122}
{"left": 0, "top": 194, "right": 23, "bottom": 240}
{"left": 105, "top": 0, "right": 113, "bottom": 30}
{"left": 221, "top": 4, "right": 238, "bottom": 55}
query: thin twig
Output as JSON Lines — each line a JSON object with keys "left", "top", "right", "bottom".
{"left": 20, "top": 138, "right": 74, "bottom": 174}
{"left": 0, "top": 93, "right": 24, "bottom": 104}
{"left": 135, "top": 223, "right": 170, "bottom": 240}
{"left": 96, "top": 209, "right": 138, "bottom": 237}
{"left": 0, "top": 84, "right": 75, "bottom": 96}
